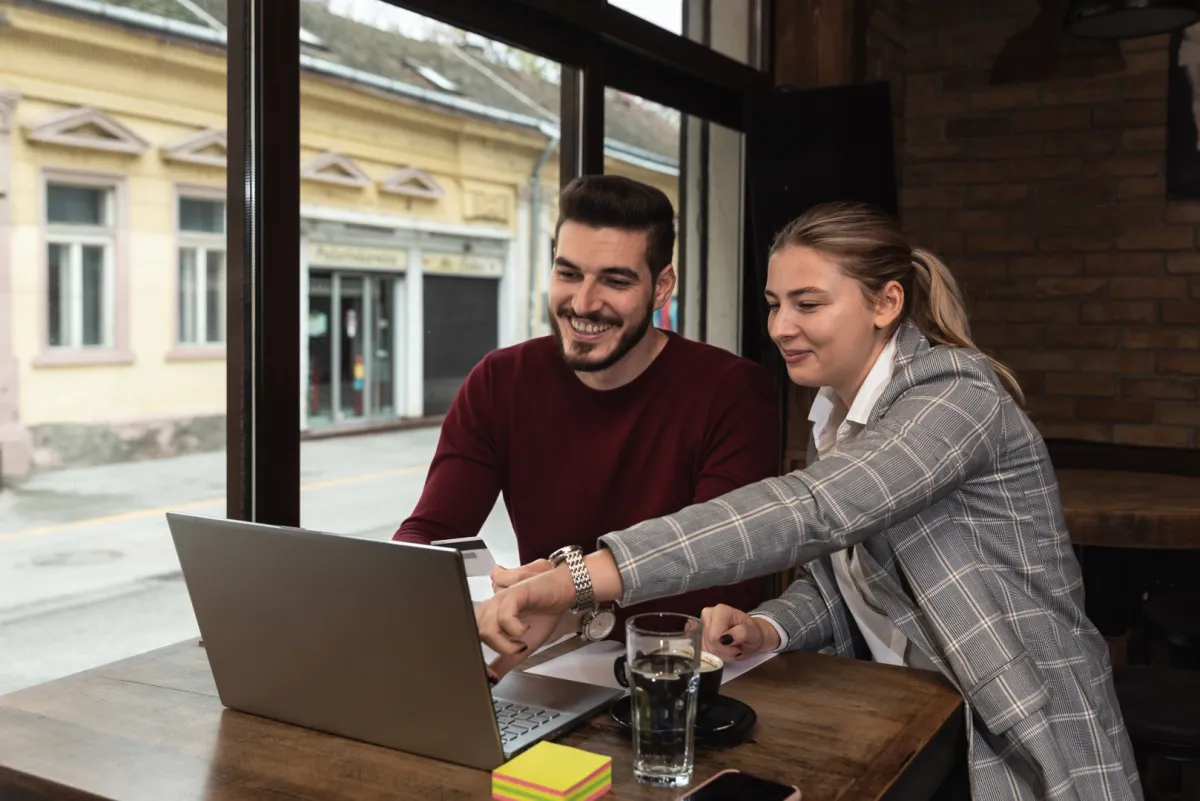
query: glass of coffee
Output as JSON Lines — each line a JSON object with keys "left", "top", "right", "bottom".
{"left": 696, "top": 652, "right": 724, "bottom": 712}
{"left": 619, "top": 650, "right": 724, "bottom": 713}
{"left": 624, "top": 613, "right": 702, "bottom": 787}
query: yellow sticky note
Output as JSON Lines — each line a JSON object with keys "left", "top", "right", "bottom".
{"left": 492, "top": 742, "right": 612, "bottom": 800}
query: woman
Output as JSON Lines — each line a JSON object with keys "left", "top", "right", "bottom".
{"left": 477, "top": 202, "right": 1140, "bottom": 801}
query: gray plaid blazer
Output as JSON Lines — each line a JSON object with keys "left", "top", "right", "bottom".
{"left": 598, "top": 321, "right": 1141, "bottom": 801}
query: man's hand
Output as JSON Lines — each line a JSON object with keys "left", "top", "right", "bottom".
{"left": 700, "top": 604, "right": 780, "bottom": 663}
{"left": 490, "top": 559, "right": 554, "bottom": 593}
{"left": 476, "top": 564, "right": 578, "bottom": 677}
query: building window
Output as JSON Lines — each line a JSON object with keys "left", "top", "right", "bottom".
{"left": 46, "top": 183, "right": 115, "bottom": 349}
{"left": 178, "top": 196, "right": 226, "bottom": 345}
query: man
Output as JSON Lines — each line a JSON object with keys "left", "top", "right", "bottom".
{"left": 394, "top": 174, "right": 779, "bottom": 634}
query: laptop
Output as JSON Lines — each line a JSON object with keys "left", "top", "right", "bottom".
{"left": 165, "top": 512, "right": 622, "bottom": 771}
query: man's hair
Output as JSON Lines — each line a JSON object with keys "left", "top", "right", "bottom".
{"left": 554, "top": 175, "right": 676, "bottom": 282}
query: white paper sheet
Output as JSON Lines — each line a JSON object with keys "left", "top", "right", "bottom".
{"left": 718, "top": 650, "right": 777, "bottom": 682}
{"left": 523, "top": 640, "right": 778, "bottom": 689}
{"left": 525, "top": 640, "right": 625, "bottom": 688}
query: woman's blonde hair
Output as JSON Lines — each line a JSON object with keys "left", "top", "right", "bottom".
{"left": 770, "top": 201, "right": 1024, "bottom": 405}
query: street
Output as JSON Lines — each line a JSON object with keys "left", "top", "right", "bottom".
{"left": 0, "top": 426, "right": 519, "bottom": 696}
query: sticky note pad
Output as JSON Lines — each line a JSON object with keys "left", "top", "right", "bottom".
{"left": 492, "top": 741, "right": 612, "bottom": 801}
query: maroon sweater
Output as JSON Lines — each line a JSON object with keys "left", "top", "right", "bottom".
{"left": 394, "top": 332, "right": 781, "bottom": 633}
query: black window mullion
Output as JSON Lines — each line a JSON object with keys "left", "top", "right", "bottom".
{"left": 227, "top": 0, "right": 301, "bottom": 526}
{"left": 581, "top": 62, "right": 606, "bottom": 176}
{"left": 560, "top": 67, "right": 581, "bottom": 189}
{"left": 560, "top": 58, "right": 604, "bottom": 185}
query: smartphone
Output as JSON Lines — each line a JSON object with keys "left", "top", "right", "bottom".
{"left": 678, "top": 769, "right": 800, "bottom": 801}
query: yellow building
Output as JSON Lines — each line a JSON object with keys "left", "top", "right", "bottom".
{"left": 0, "top": 0, "right": 680, "bottom": 477}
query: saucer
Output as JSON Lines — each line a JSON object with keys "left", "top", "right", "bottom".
{"left": 609, "top": 695, "right": 756, "bottom": 747}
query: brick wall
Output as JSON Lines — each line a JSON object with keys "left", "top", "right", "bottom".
{"left": 866, "top": 0, "right": 907, "bottom": 158}
{"left": 902, "top": 0, "right": 1200, "bottom": 449}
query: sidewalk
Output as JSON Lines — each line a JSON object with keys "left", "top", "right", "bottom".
{"left": 0, "top": 426, "right": 518, "bottom": 623}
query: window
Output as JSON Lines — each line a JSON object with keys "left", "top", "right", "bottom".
{"left": 178, "top": 195, "right": 227, "bottom": 346}
{"left": 603, "top": 87, "right": 748, "bottom": 351}
{"left": 297, "top": 1, "right": 561, "bottom": 575}
{"left": 404, "top": 59, "right": 460, "bottom": 92}
{"left": 4, "top": 2, "right": 225, "bottom": 697}
{"left": 46, "top": 183, "right": 114, "bottom": 349}
{"left": 603, "top": 91, "right": 683, "bottom": 333}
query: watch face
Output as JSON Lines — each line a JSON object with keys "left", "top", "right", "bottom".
{"left": 584, "top": 609, "right": 616, "bottom": 641}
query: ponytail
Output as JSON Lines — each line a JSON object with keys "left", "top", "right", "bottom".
{"left": 911, "top": 249, "right": 1025, "bottom": 405}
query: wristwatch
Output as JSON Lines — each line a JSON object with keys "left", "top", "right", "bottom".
{"left": 547, "top": 545, "right": 616, "bottom": 642}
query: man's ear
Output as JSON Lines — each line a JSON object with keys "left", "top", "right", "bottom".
{"left": 653, "top": 265, "right": 677, "bottom": 310}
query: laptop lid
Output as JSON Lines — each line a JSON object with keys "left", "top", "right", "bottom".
{"left": 166, "top": 512, "right": 506, "bottom": 770}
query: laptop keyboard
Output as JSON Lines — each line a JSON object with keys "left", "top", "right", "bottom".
{"left": 493, "top": 699, "right": 561, "bottom": 745}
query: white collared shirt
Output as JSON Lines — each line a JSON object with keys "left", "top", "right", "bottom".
{"left": 754, "top": 333, "right": 937, "bottom": 671}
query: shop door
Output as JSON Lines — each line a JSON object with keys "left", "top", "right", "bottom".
{"left": 307, "top": 271, "right": 400, "bottom": 425}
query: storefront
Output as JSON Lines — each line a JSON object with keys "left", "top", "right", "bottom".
{"left": 299, "top": 214, "right": 513, "bottom": 431}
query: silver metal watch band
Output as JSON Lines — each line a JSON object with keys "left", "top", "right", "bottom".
{"left": 561, "top": 548, "right": 595, "bottom": 613}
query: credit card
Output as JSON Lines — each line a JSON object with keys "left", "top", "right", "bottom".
{"left": 432, "top": 536, "right": 500, "bottom": 577}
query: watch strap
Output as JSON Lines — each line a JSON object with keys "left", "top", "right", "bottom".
{"left": 548, "top": 545, "right": 595, "bottom": 614}
{"left": 562, "top": 548, "right": 595, "bottom": 613}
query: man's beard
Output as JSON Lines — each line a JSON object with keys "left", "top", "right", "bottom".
{"left": 551, "top": 299, "right": 654, "bottom": 373}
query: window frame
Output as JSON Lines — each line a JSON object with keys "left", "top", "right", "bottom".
{"left": 172, "top": 185, "right": 228, "bottom": 359}
{"left": 35, "top": 170, "right": 132, "bottom": 367}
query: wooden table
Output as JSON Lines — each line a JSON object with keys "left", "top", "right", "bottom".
{"left": 1056, "top": 468, "right": 1200, "bottom": 549}
{"left": 0, "top": 639, "right": 963, "bottom": 801}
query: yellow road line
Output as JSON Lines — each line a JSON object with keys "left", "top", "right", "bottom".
{"left": 0, "top": 463, "right": 430, "bottom": 543}
{"left": 299, "top": 464, "right": 428, "bottom": 491}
